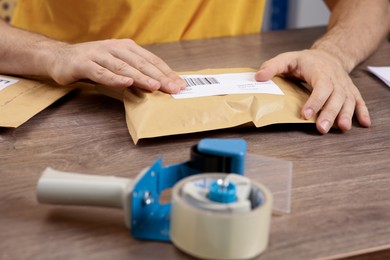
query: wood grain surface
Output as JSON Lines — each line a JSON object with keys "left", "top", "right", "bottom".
{"left": 1, "top": 27, "right": 390, "bottom": 260}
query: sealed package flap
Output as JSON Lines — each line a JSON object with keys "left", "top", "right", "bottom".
{"left": 103, "top": 68, "right": 315, "bottom": 144}
{"left": 0, "top": 75, "right": 77, "bottom": 128}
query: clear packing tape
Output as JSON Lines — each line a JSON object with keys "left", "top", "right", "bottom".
{"left": 36, "top": 151, "right": 292, "bottom": 259}
{"left": 245, "top": 153, "right": 292, "bottom": 214}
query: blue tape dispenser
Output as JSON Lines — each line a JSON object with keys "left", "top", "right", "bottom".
{"left": 37, "top": 138, "right": 273, "bottom": 259}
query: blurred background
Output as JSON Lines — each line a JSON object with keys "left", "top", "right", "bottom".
{"left": 263, "top": 0, "right": 331, "bottom": 31}
{"left": 0, "top": 0, "right": 331, "bottom": 31}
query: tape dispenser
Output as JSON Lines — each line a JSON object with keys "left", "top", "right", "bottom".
{"left": 37, "top": 138, "right": 279, "bottom": 259}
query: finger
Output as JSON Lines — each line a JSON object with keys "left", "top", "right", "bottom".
{"left": 93, "top": 54, "right": 161, "bottom": 91}
{"left": 255, "top": 52, "right": 298, "bottom": 81}
{"left": 315, "top": 88, "right": 345, "bottom": 134}
{"left": 336, "top": 81, "right": 371, "bottom": 131}
{"left": 112, "top": 48, "right": 182, "bottom": 93}
{"left": 79, "top": 60, "right": 134, "bottom": 88}
{"left": 301, "top": 77, "right": 333, "bottom": 120}
{"left": 354, "top": 94, "right": 371, "bottom": 128}
{"left": 336, "top": 95, "right": 355, "bottom": 132}
{"left": 124, "top": 42, "right": 186, "bottom": 91}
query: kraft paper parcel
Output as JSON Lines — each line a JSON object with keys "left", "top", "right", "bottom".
{"left": 1, "top": 68, "right": 315, "bottom": 144}
{"left": 0, "top": 75, "right": 78, "bottom": 128}
{"left": 99, "top": 68, "right": 315, "bottom": 144}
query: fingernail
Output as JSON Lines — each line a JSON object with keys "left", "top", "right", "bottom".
{"left": 304, "top": 108, "right": 314, "bottom": 119}
{"left": 364, "top": 115, "right": 372, "bottom": 126}
{"left": 168, "top": 81, "right": 178, "bottom": 92}
{"left": 148, "top": 78, "right": 160, "bottom": 88}
{"left": 122, "top": 77, "right": 132, "bottom": 84}
{"left": 175, "top": 79, "right": 186, "bottom": 89}
{"left": 320, "top": 120, "right": 330, "bottom": 133}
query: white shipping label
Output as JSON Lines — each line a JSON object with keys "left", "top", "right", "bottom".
{"left": 0, "top": 77, "right": 19, "bottom": 91}
{"left": 172, "top": 72, "right": 284, "bottom": 99}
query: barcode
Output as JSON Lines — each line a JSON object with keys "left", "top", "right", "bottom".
{"left": 183, "top": 77, "right": 219, "bottom": 87}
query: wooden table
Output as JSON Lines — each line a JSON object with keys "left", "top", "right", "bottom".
{"left": 1, "top": 27, "right": 390, "bottom": 260}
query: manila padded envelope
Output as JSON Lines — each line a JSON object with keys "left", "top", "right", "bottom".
{"left": 117, "top": 68, "right": 316, "bottom": 144}
{"left": 0, "top": 75, "right": 77, "bottom": 128}
{"left": 0, "top": 68, "right": 315, "bottom": 143}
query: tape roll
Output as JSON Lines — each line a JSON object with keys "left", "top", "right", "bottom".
{"left": 170, "top": 174, "right": 273, "bottom": 260}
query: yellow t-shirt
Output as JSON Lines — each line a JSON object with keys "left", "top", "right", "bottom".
{"left": 12, "top": 0, "right": 266, "bottom": 45}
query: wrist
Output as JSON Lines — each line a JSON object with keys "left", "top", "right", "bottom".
{"left": 311, "top": 40, "right": 357, "bottom": 73}
{"left": 31, "top": 38, "right": 68, "bottom": 78}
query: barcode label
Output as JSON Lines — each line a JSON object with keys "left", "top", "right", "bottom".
{"left": 183, "top": 77, "right": 219, "bottom": 87}
{"left": 173, "top": 72, "right": 284, "bottom": 99}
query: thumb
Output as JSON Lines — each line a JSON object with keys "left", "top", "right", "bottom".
{"left": 255, "top": 65, "right": 276, "bottom": 81}
{"left": 255, "top": 52, "right": 297, "bottom": 82}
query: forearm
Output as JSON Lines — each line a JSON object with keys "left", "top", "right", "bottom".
{"left": 0, "top": 19, "right": 185, "bottom": 91}
{"left": 0, "top": 19, "right": 66, "bottom": 76}
{"left": 312, "top": 0, "right": 390, "bottom": 73}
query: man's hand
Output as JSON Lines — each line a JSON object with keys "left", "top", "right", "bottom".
{"left": 255, "top": 0, "right": 389, "bottom": 134}
{"left": 255, "top": 49, "right": 371, "bottom": 134}
{"left": 0, "top": 20, "right": 185, "bottom": 94}
{"left": 47, "top": 39, "right": 186, "bottom": 94}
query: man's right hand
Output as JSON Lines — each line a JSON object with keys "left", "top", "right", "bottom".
{"left": 47, "top": 39, "right": 186, "bottom": 94}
